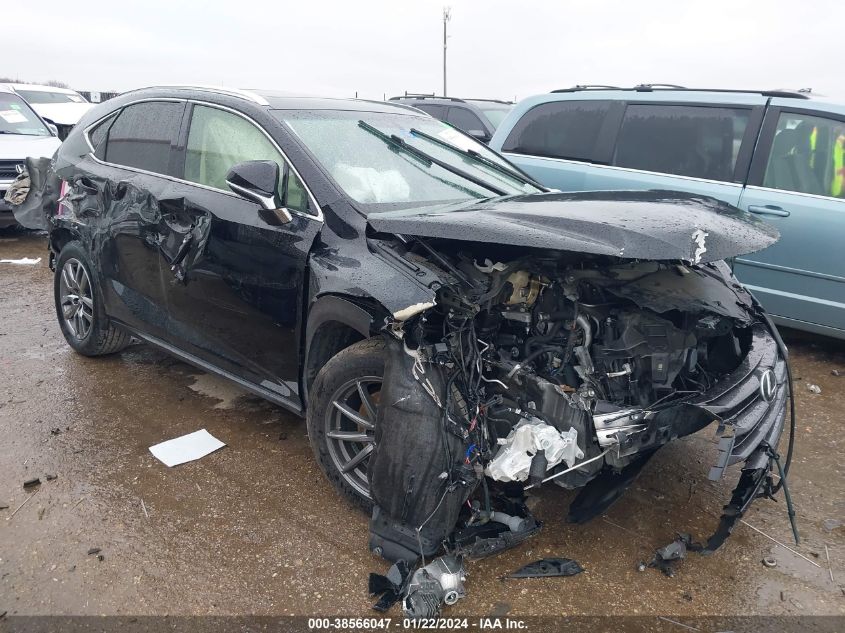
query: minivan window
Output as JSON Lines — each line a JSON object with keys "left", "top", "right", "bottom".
{"left": 89, "top": 112, "right": 118, "bottom": 155}
{"left": 763, "top": 112, "right": 845, "bottom": 198}
{"left": 613, "top": 104, "right": 749, "bottom": 182}
{"left": 501, "top": 100, "right": 611, "bottom": 162}
{"left": 446, "top": 107, "right": 486, "bottom": 135}
{"left": 414, "top": 104, "right": 446, "bottom": 118}
{"left": 102, "top": 101, "right": 182, "bottom": 174}
{"left": 185, "top": 104, "right": 286, "bottom": 198}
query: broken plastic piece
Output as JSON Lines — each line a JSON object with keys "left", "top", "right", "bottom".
{"left": 506, "top": 557, "right": 584, "bottom": 578}
{"left": 369, "top": 559, "right": 413, "bottom": 612}
{"left": 647, "top": 533, "right": 703, "bottom": 577}
{"left": 23, "top": 477, "right": 41, "bottom": 489}
{"left": 485, "top": 419, "right": 583, "bottom": 482}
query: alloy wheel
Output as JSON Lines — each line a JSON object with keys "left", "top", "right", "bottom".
{"left": 325, "top": 376, "right": 381, "bottom": 500}
{"left": 59, "top": 258, "right": 94, "bottom": 340}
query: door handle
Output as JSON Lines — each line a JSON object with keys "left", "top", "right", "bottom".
{"left": 748, "top": 204, "right": 790, "bottom": 217}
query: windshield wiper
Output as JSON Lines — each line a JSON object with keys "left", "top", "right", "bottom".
{"left": 409, "top": 127, "right": 546, "bottom": 190}
{"left": 358, "top": 120, "right": 507, "bottom": 197}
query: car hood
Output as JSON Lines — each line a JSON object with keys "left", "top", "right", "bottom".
{"left": 30, "top": 102, "right": 93, "bottom": 125}
{"left": 0, "top": 135, "right": 61, "bottom": 163}
{"left": 366, "top": 190, "right": 779, "bottom": 264}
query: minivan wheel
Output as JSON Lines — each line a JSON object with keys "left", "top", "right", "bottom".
{"left": 307, "top": 337, "right": 384, "bottom": 513}
{"left": 54, "top": 241, "right": 131, "bottom": 356}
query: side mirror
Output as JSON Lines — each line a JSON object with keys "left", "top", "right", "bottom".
{"left": 466, "top": 129, "right": 490, "bottom": 144}
{"left": 225, "top": 160, "right": 291, "bottom": 225}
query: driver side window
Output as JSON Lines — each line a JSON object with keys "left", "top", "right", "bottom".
{"left": 185, "top": 104, "right": 309, "bottom": 212}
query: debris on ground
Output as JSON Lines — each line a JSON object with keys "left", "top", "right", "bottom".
{"left": 807, "top": 383, "right": 822, "bottom": 394}
{"left": 148, "top": 429, "right": 226, "bottom": 467}
{"left": 0, "top": 502, "right": 8, "bottom": 510}
{"left": 505, "top": 557, "right": 584, "bottom": 578}
{"left": 0, "top": 257, "right": 41, "bottom": 265}
{"left": 403, "top": 555, "right": 467, "bottom": 619}
{"left": 87, "top": 547, "right": 101, "bottom": 556}
{"left": 823, "top": 518, "right": 843, "bottom": 532}
{"left": 762, "top": 557, "right": 777, "bottom": 568}
{"left": 45, "top": 474, "right": 57, "bottom": 481}
{"left": 647, "top": 533, "right": 703, "bottom": 577}
{"left": 369, "top": 560, "right": 413, "bottom": 612}
{"left": 831, "top": 369, "right": 842, "bottom": 377}
{"left": 22, "top": 477, "right": 41, "bottom": 489}
{"left": 50, "top": 428, "right": 62, "bottom": 435}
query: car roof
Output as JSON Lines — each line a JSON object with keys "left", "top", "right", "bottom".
{"left": 118, "top": 85, "right": 421, "bottom": 115}
{"left": 3, "top": 83, "right": 82, "bottom": 95}
{"left": 390, "top": 95, "right": 513, "bottom": 106}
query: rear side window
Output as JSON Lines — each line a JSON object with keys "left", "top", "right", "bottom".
{"left": 101, "top": 101, "right": 183, "bottom": 174}
{"left": 613, "top": 104, "right": 749, "bottom": 182}
{"left": 501, "top": 100, "right": 611, "bottom": 161}
{"left": 89, "top": 112, "right": 118, "bottom": 155}
{"left": 446, "top": 107, "right": 486, "bottom": 135}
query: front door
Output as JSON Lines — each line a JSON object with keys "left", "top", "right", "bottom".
{"left": 159, "top": 102, "right": 321, "bottom": 408}
{"left": 734, "top": 106, "right": 845, "bottom": 334}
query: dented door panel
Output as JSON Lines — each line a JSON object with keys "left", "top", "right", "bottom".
{"left": 157, "top": 180, "right": 321, "bottom": 404}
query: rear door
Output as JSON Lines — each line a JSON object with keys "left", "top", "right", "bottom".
{"left": 733, "top": 103, "right": 845, "bottom": 334}
{"left": 84, "top": 99, "right": 186, "bottom": 338}
{"left": 157, "top": 102, "right": 322, "bottom": 408}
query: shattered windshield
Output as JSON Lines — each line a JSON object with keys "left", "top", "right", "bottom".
{"left": 275, "top": 109, "right": 540, "bottom": 211}
{"left": 0, "top": 94, "right": 51, "bottom": 136}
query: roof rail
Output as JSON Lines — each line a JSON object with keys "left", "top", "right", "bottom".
{"left": 390, "top": 93, "right": 467, "bottom": 103}
{"left": 463, "top": 97, "right": 514, "bottom": 105}
{"left": 127, "top": 85, "right": 270, "bottom": 106}
{"left": 551, "top": 85, "right": 623, "bottom": 93}
{"left": 550, "top": 84, "right": 811, "bottom": 99}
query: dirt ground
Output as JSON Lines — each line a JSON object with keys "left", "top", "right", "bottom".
{"left": 1, "top": 230, "right": 843, "bottom": 620}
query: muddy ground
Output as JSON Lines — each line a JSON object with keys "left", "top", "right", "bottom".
{"left": 1, "top": 230, "right": 843, "bottom": 620}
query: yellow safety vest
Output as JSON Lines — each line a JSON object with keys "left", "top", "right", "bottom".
{"left": 833, "top": 135, "right": 844, "bottom": 198}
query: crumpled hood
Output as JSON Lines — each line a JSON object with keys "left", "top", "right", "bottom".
{"left": 366, "top": 190, "right": 779, "bottom": 264}
{"left": 30, "top": 102, "right": 93, "bottom": 126}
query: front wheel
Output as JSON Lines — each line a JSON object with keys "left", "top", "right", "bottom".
{"left": 54, "top": 241, "right": 131, "bottom": 356}
{"left": 306, "top": 337, "right": 385, "bottom": 512}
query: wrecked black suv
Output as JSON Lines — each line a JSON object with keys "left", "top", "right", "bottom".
{"left": 20, "top": 86, "right": 790, "bottom": 567}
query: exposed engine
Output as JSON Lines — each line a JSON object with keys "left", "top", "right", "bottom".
{"left": 367, "top": 239, "right": 760, "bottom": 563}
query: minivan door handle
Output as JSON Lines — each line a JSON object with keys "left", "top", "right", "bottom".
{"left": 747, "top": 204, "right": 790, "bottom": 217}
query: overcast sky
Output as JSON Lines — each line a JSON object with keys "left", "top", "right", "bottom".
{"left": 6, "top": 0, "right": 844, "bottom": 101}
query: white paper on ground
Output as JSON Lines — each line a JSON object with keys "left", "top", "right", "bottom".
{"left": 0, "top": 257, "right": 41, "bottom": 265}
{"left": 149, "top": 429, "right": 226, "bottom": 467}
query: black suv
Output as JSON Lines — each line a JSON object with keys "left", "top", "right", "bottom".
{"left": 390, "top": 94, "right": 512, "bottom": 143}
{"left": 21, "top": 86, "right": 790, "bottom": 563}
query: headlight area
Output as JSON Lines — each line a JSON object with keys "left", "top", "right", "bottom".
{"left": 366, "top": 237, "right": 795, "bottom": 594}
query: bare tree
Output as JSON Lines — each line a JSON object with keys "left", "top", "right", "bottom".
{"left": 46, "top": 79, "right": 70, "bottom": 89}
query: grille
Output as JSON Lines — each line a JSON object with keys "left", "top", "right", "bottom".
{"left": 0, "top": 160, "right": 24, "bottom": 180}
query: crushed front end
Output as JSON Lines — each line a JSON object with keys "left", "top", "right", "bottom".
{"left": 366, "top": 237, "right": 789, "bottom": 563}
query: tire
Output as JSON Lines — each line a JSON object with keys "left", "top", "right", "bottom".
{"left": 54, "top": 240, "right": 131, "bottom": 357}
{"left": 307, "top": 337, "right": 385, "bottom": 513}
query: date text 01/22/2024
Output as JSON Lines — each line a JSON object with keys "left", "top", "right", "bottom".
{"left": 307, "top": 618, "right": 528, "bottom": 630}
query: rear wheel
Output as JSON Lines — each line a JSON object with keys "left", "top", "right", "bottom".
{"left": 306, "top": 337, "right": 384, "bottom": 512}
{"left": 54, "top": 241, "right": 131, "bottom": 356}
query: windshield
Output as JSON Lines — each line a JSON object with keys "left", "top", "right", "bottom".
{"left": 0, "top": 94, "right": 51, "bottom": 136}
{"left": 17, "top": 90, "right": 86, "bottom": 104}
{"left": 472, "top": 103, "right": 512, "bottom": 129}
{"left": 275, "top": 109, "right": 539, "bottom": 211}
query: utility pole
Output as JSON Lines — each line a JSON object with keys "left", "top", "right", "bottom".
{"left": 443, "top": 7, "right": 451, "bottom": 96}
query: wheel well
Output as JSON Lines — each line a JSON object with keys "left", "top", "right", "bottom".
{"left": 304, "top": 321, "right": 366, "bottom": 402}
{"left": 50, "top": 228, "right": 77, "bottom": 255}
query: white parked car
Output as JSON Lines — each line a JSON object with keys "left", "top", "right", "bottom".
{"left": 2, "top": 84, "right": 93, "bottom": 140}
{"left": 0, "top": 85, "right": 61, "bottom": 229}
